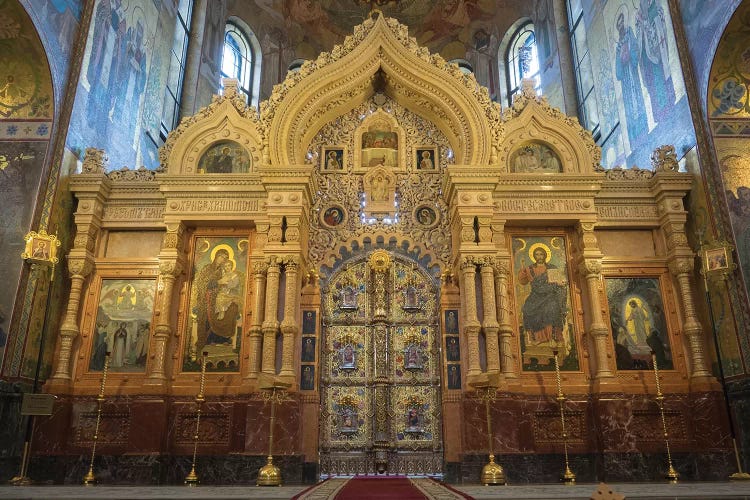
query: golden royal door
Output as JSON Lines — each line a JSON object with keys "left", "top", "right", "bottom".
{"left": 319, "top": 250, "right": 443, "bottom": 476}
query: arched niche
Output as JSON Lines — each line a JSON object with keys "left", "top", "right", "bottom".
{"left": 160, "top": 81, "right": 263, "bottom": 174}
{"left": 262, "top": 14, "right": 502, "bottom": 168}
{"left": 500, "top": 83, "right": 601, "bottom": 173}
{"left": 354, "top": 109, "right": 406, "bottom": 171}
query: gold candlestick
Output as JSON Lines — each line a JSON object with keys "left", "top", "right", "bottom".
{"left": 478, "top": 385, "right": 506, "bottom": 485}
{"left": 185, "top": 352, "right": 208, "bottom": 487}
{"left": 699, "top": 263, "right": 750, "bottom": 481}
{"left": 257, "top": 381, "right": 290, "bottom": 486}
{"left": 553, "top": 350, "right": 575, "bottom": 484}
{"left": 651, "top": 352, "right": 679, "bottom": 483}
{"left": 83, "top": 352, "right": 110, "bottom": 486}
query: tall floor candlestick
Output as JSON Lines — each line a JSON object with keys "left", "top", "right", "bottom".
{"left": 553, "top": 350, "right": 575, "bottom": 484}
{"left": 257, "top": 383, "right": 288, "bottom": 486}
{"left": 185, "top": 352, "right": 208, "bottom": 487}
{"left": 652, "top": 351, "right": 679, "bottom": 483}
{"left": 479, "top": 385, "right": 506, "bottom": 485}
{"left": 83, "top": 352, "right": 110, "bottom": 486}
{"left": 701, "top": 269, "right": 750, "bottom": 480}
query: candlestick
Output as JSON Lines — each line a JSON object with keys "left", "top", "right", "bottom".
{"left": 258, "top": 382, "right": 289, "bottom": 486}
{"left": 83, "top": 352, "right": 110, "bottom": 486}
{"left": 478, "top": 385, "right": 506, "bottom": 485}
{"left": 652, "top": 351, "right": 679, "bottom": 483}
{"left": 553, "top": 350, "right": 575, "bottom": 484}
{"left": 185, "top": 352, "right": 208, "bottom": 486}
{"left": 700, "top": 264, "right": 750, "bottom": 481}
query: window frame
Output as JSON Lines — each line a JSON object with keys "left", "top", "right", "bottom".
{"left": 504, "top": 21, "right": 541, "bottom": 107}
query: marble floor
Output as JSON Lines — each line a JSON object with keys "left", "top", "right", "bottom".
{"left": 0, "top": 482, "right": 749, "bottom": 500}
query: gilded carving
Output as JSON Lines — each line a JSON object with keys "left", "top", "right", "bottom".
{"left": 81, "top": 147, "right": 108, "bottom": 174}
{"left": 651, "top": 145, "right": 680, "bottom": 172}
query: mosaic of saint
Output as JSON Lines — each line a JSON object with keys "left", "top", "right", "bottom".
{"left": 606, "top": 277, "right": 672, "bottom": 370}
{"left": 184, "top": 237, "right": 247, "bottom": 371}
{"left": 197, "top": 141, "right": 251, "bottom": 174}
{"left": 362, "top": 129, "right": 397, "bottom": 167}
{"left": 510, "top": 142, "right": 562, "bottom": 173}
{"left": 512, "top": 236, "right": 579, "bottom": 371}
{"left": 89, "top": 279, "right": 155, "bottom": 372}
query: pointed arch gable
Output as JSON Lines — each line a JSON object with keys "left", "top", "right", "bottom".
{"left": 262, "top": 15, "right": 502, "bottom": 168}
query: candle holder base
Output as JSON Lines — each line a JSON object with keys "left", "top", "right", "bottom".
{"left": 481, "top": 455, "right": 506, "bottom": 485}
{"left": 665, "top": 464, "right": 679, "bottom": 483}
{"left": 561, "top": 465, "right": 576, "bottom": 484}
{"left": 730, "top": 472, "right": 750, "bottom": 481}
{"left": 184, "top": 467, "right": 199, "bottom": 487}
{"left": 82, "top": 467, "right": 96, "bottom": 486}
{"left": 9, "top": 475, "right": 32, "bottom": 486}
{"left": 257, "top": 456, "right": 281, "bottom": 486}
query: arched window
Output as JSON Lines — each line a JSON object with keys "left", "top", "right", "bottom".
{"left": 567, "top": 0, "right": 602, "bottom": 142}
{"left": 160, "top": 0, "right": 192, "bottom": 142}
{"left": 505, "top": 22, "right": 540, "bottom": 105}
{"left": 221, "top": 21, "right": 260, "bottom": 106}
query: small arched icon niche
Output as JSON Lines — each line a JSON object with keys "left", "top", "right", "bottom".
{"left": 197, "top": 141, "right": 251, "bottom": 174}
{"left": 509, "top": 142, "right": 562, "bottom": 173}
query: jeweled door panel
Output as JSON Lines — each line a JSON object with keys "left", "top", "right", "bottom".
{"left": 319, "top": 252, "right": 443, "bottom": 476}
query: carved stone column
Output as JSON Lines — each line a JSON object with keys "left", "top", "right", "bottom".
{"left": 51, "top": 152, "right": 108, "bottom": 383}
{"left": 51, "top": 258, "right": 92, "bottom": 381}
{"left": 460, "top": 258, "right": 482, "bottom": 378}
{"left": 657, "top": 181, "right": 713, "bottom": 384}
{"left": 669, "top": 257, "right": 712, "bottom": 380}
{"left": 261, "top": 258, "right": 281, "bottom": 374}
{"left": 493, "top": 259, "right": 517, "bottom": 378}
{"left": 479, "top": 257, "right": 500, "bottom": 375}
{"left": 246, "top": 260, "right": 267, "bottom": 380}
{"left": 578, "top": 258, "right": 615, "bottom": 380}
{"left": 279, "top": 257, "right": 300, "bottom": 379}
{"left": 148, "top": 223, "right": 185, "bottom": 384}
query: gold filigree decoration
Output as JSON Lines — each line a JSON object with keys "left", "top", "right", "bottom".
{"left": 308, "top": 97, "right": 451, "bottom": 269}
{"left": 369, "top": 249, "right": 391, "bottom": 272}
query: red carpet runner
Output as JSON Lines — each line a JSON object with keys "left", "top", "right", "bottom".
{"left": 293, "top": 477, "right": 473, "bottom": 500}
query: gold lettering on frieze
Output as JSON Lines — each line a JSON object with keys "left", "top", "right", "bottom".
{"left": 103, "top": 206, "right": 164, "bottom": 220}
{"left": 597, "top": 205, "right": 658, "bottom": 219}
{"left": 169, "top": 199, "right": 260, "bottom": 213}
{"left": 495, "top": 199, "right": 593, "bottom": 213}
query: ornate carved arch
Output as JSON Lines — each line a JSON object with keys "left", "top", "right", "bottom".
{"left": 500, "top": 83, "right": 602, "bottom": 173}
{"left": 261, "top": 14, "right": 502, "bottom": 168}
{"left": 319, "top": 232, "right": 444, "bottom": 277}
{"left": 160, "top": 82, "right": 264, "bottom": 174}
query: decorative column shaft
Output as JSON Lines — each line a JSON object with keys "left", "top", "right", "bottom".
{"left": 494, "top": 260, "right": 517, "bottom": 378}
{"left": 579, "top": 258, "right": 614, "bottom": 379}
{"left": 247, "top": 261, "right": 267, "bottom": 379}
{"left": 149, "top": 224, "right": 185, "bottom": 383}
{"left": 461, "top": 258, "right": 482, "bottom": 377}
{"left": 149, "top": 262, "right": 181, "bottom": 382}
{"left": 669, "top": 258, "right": 711, "bottom": 378}
{"left": 262, "top": 258, "right": 281, "bottom": 374}
{"left": 51, "top": 259, "right": 92, "bottom": 380}
{"left": 279, "top": 258, "right": 300, "bottom": 378}
{"left": 480, "top": 259, "right": 500, "bottom": 374}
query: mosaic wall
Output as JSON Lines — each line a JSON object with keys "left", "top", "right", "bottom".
{"left": 708, "top": 2, "right": 750, "bottom": 375}
{"left": 227, "top": 0, "right": 563, "bottom": 104}
{"left": 66, "top": 0, "right": 174, "bottom": 170}
{"left": 578, "top": 0, "right": 694, "bottom": 169}
{"left": 0, "top": 0, "right": 54, "bottom": 369}
{"left": 18, "top": 0, "right": 82, "bottom": 108}
{"left": 679, "top": 0, "right": 740, "bottom": 109}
